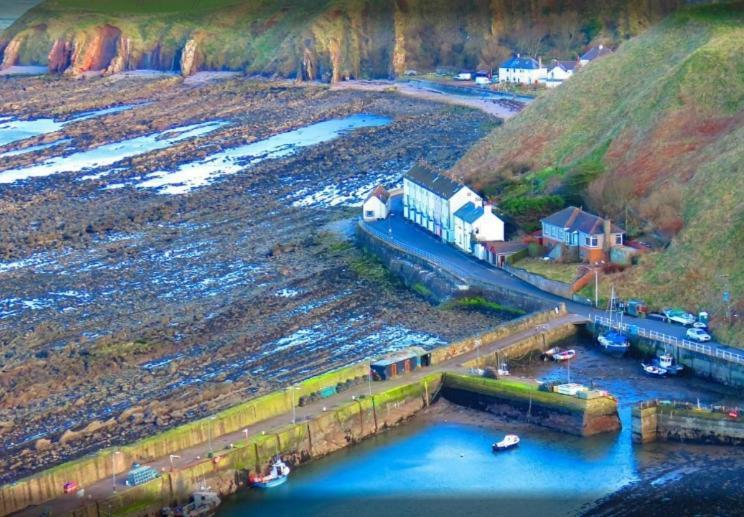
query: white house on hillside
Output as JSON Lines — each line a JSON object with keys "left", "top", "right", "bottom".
{"left": 540, "top": 59, "right": 578, "bottom": 88}
{"left": 362, "top": 185, "right": 390, "bottom": 221}
{"left": 453, "top": 202, "right": 505, "bottom": 253}
{"left": 403, "top": 164, "right": 480, "bottom": 243}
{"left": 498, "top": 54, "right": 547, "bottom": 85}
{"left": 579, "top": 44, "right": 612, "bottom": 66}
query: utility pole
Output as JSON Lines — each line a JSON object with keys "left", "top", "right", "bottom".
{"left": 594, "top": 268, "right": 599, "bottom": 308}
{"left": 367, "top": 359, "right": 373, "bottom": 397}
{"left": 111, "top": 450, "right": 121, "bottom": 492}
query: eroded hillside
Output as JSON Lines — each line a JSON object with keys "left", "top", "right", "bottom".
{"left": 0, "top": 0, "right": 686, "bottom": 79}
{"left": 452, "top": 3, "right": 743, "bottom": 342}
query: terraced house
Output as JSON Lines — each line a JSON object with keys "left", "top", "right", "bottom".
{"left": 541, "top": 206, "right": 624, "bottom": 263}
{"left": 402, "top": 164, "right": 480, "bottom": 243}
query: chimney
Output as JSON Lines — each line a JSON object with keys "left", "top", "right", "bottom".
{"left": 484, "top": 203, "right": 493, "bottom": 214}
{"left": 603, "top": 217, "right": 612, "bottom": 252}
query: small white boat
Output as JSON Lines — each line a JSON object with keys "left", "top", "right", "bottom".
{"left": 552, "top": 349, "right": 576, "bottom": 362}
{"left": 252, "top": 458, "right": 290, "bottom": 488}
{"left": 641, "top": 363, "right": 667, "bottom": 377}
{"left": 492, "top": 434, "right": 520, "bottom": 452}
{"left": 654, "top": 354, "right": 684, "bottom": 375}
{"left": 541, "top": 347, "right": 560, "bottom": 361}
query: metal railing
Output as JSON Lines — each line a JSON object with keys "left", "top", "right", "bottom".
{"left": 592, "top": 315, "right": 744, "bottom": 365}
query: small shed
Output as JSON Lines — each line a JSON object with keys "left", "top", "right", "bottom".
{"left": 362, "top": 185, "right": 390, "bottom": 221}
{"left": 371, "top": 346, "right": 431, "bottom": 381}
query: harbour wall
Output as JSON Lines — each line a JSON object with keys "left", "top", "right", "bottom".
{"left": 441, "top": 373, "right": 621, "bottom": 437}
{"left": 356, "top": 221, "right": 554, "bottom": 314}
{"left": 632, "top": 400, "right": 744, "bottom": 445}
{"left": 36, "top": 374, "right": 444, "bottom": 517}
{"left": 586, "top": 323, "right": 744, "bottom": 388}
{"left": 0, "top": 363, "right": 369, "bottom": 516}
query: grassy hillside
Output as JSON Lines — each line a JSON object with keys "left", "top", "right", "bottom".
{"left": 0, "top": 0, "right": 688, "bottom": 78}
{"left": 453, "top": 3, "right": 743, "bottom": 344}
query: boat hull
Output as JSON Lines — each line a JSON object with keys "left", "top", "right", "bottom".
{"left": 253, "top": 475, "right": 288, "bottom": 489}
{"left": 598, "top": 334, "right": 630, "bottom": 357}
{"left": 493, "top": 443, "right": 518, "bottom": 452}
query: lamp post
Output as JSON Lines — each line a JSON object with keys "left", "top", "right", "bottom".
{"left": 111, "top": 450, "right": 121, "bottom": 492}
{"left": 594, "top": 268, "right": 599, "bottom": 308}
{"left": 286, "top": 386, "right": 300, "bottom": 424}
{"left": 475, "top": 338, "right": 481, "bottom": 369}
{"left": 207, "top": 416, "right": 216, "bottom": 456}
{"left": 169, "top": 454, "right": 180, "bottom": 472}
{"left": 367, "top": 359, "right": 373, "bottom": 397}
{"left": 243, "top": 428, "right": 249, "bottom": 443}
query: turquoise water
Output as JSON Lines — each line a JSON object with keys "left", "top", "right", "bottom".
{"left": 219, "top": 420, "right": 635, "bottom": 517}
{"left": 219, "top": 343, "right": 743, "bottom": 517}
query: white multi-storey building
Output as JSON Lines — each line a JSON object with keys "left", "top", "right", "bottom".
{"left": 402, "top": 164, "right": 480, "bottom": 243}
{"left": 453, "top": 202, "right": 505, "bottom": 253}
{"left": 498, "top": 54, "right": 546, "bottom": 85}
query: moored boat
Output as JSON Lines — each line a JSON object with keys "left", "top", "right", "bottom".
{"left": 552, "top": 349, "right": 576, "bottom": 362}
{"left": 493, "top": 434, "right": 520, "bottom": 451}
{"left": 653, "top": 353, "right": 684, "bottom": 375}
{"left": 641, "top": 362, "right": 667, "bottom": 377}
{"left": 598, "top": 331, "right": 630, "bottom": 357}
{"left": 541, "top": 347, "right": 561, "bottom": 361}
{"left": 251, "top": 458, "right": 290, "bottom": 488}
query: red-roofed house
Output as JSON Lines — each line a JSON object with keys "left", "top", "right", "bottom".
{"left": 362, "top": 185, "right": 391, "bottom": 221}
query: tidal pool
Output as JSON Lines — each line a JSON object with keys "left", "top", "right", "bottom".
{"left": 218, "top": 420, "right": 634, "bottom": 517}
{"left": 219, "top": 340, "right": 744, "bottom": 517}
{"left": 137, "top": 113, "right": 391, "bottom": 194}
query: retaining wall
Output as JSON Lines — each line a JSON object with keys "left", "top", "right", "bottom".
{"left": 503, "top": 264, "right": 574, "bottom": 299}
{"left": 0, "top": 363, "right": 368, "bottom": 516}
{"left": 356, "top": 222, "right": 553, "bottom": 313}
{"left": 441, "top": 373, "right": 620, "bottom": 437}
{"left": 632, "top": 401, "right": 744, "bottom": 445}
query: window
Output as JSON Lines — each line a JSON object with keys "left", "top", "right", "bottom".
{"left": 365, "top": 210, "right": 374, "bottom": 218}
{"left": 585, "top": 236, "right": 598, "bottom": 247}
{"left": 615, "top": 234, "right": 622, "bottom": 245}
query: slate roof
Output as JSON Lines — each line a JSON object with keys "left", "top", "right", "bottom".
{"left": 581, "top": 45, "right": 613, "bottom": 62}
{"left": 550, "top": 59, "right": 578, "bottom": 72}
{"left": 404, "top": 164, "right": 466, "bottom": 199}
{"left": 366, "top": 185, "right": 390, "bottom": 203}
{"left": 453, "top": 202, "right": 484, "bottom": 224}
{"left": 500, "top": 55, "right": 542, "bottom": 70}
{"left": 541, "top": 206, "right": 623, "bottom": 235}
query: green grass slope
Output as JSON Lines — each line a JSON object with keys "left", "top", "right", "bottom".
{"left": 1, "top": 0, "right": 688, "bottom": 79}
{"left": 453, "top": 3, "right": 743, "bottom": 344}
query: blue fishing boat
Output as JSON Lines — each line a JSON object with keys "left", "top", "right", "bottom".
{"left": 652, "top": 353, "right": 684, "bottom": 375}
{"left": 597, "top": 331, "right": 630, "bottom": 357}
{"left": 597, "top": 286, "right": 630, "bottom": 357}
{"left": 251, "top": 458, "right": 290, "bottom": 488}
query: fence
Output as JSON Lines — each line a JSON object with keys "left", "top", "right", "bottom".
{"left": 592, "top": 315, "right": 744, "bottom": 365}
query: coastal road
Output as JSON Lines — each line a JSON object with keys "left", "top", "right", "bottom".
{"left": 19, "top": 313, "right": 582, "bottom": 516}
{"left": 365, "top": 195, "right": 740, "bottom": 356}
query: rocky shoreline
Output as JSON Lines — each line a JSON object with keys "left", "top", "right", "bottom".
{"left": 0, "top": 75, "right": 501, "bottom": 483}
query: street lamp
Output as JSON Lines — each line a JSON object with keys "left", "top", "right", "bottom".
{"left": 367, "top": 359, "right": 373, "bottom": 397}
{"left": 242, "top": 428, "right": 249, "bottom": 443}
{"left": 207, "top": 416, "right": 216, "bottom": 456}
{"left": 594, "top": 268, "right": 599, "bottom": 308}
{"left": 169, "top": 454, "right": 180, "bottom": 472}
{"left": 286, "top": 386, "right": 300, "bottom": 424}
{"left": 475, "top": 338, "right": 482, "bottom": 368}
{"left": 111, "top": 450, "right": 121, "bottom": 492}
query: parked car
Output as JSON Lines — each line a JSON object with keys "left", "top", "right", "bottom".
{"left": 454, "top": 72, "right": 473, "bottom": 81}
{"left": 662, "top": 308, "right": 696, "bottom": 326}
{"left": 63, "top": 481, "right": 79, "bottom": 494}
{"left": 686, "top": 328, "right": 711, "bottom": 342}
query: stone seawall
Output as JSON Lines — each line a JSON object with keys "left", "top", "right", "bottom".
{"left": 356, "top": 222, "right": 552, "bottom": 314}
{"left": 44, "top": 374, "right": 444, "bottom": 516}
{"left": 632, "top": 401, "right": 744, "bottom": 445}
{"left": 0, "top": 363, "right": 369, "bottom": 516}
{"left": 441, "top": 373, "right": 620, "bottom": 437}
{"left": 503, "top": 264, "right": 574, "bottom": 299}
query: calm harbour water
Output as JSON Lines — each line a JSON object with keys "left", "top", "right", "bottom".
{"left": 218, "top": 339, "right": 744, "bottom": 517}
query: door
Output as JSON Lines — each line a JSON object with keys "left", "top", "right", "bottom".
{"left": 390, "top": 363, "right": 397, "bottom": 378}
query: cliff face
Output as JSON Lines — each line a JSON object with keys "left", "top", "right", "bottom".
{"left": 0, "top": 0, "right": 688, "bottom": 78}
